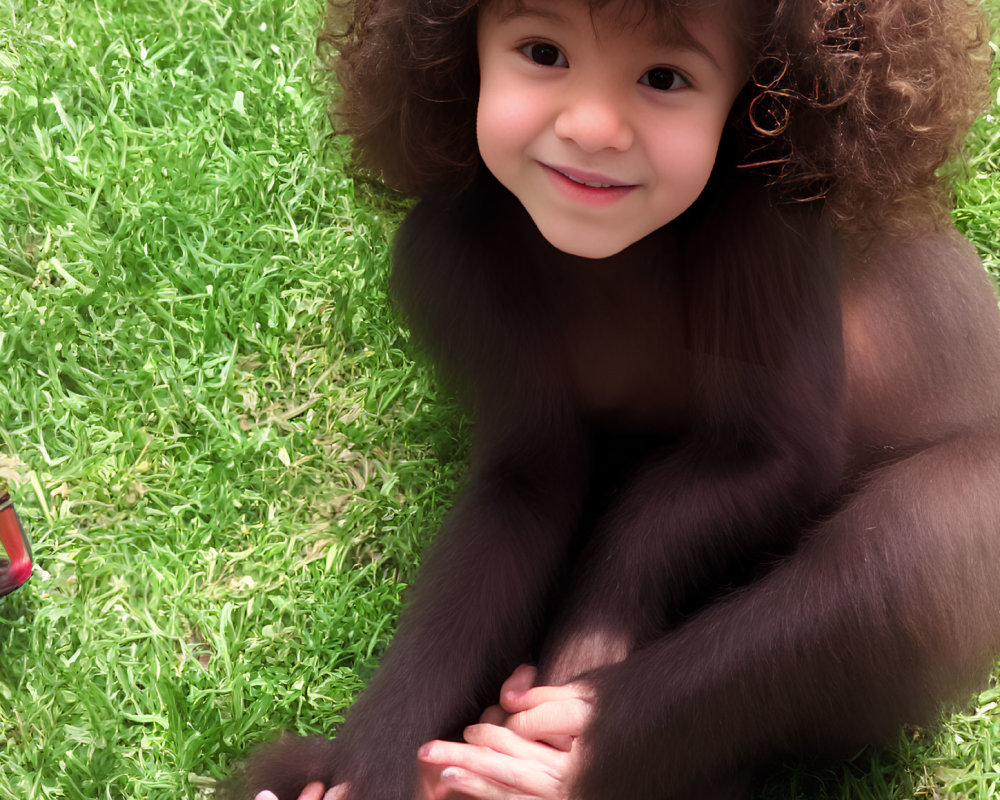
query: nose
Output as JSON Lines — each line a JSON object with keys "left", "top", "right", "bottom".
{"left": 553, "top": 88, "right": 634, "bottom": 153}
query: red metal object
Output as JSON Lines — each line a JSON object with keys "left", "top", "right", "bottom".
{"left": 0, "top": 491, "right": 32, "bottom": 597}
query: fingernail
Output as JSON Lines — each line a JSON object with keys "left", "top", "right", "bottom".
{"left": 417, "top": 744, "right": 431, "bottom": 759}
{"left": 441, "top": 767, "right": 464, "bottom": 781}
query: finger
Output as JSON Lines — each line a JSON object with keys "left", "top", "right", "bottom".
{"left": 503, "top": 682, "right": 592, "bottom": 714}
{"left": 255, "top": 793, "right": 279, "bottom": 800}
{"left": 499, "top": 665, "right": 538, "bottom": 712}
{"left": 479, "top": 707, "right": 573, "bottom": 752}
{"left": 462, "top": 723, "right": 565, "bottom": 768}
{"left": 419, "top": 738, "right": 564, "bottom": 798}
{"left": 299, "top": 783, "right": 327, "bottom": 800}
{"left": 437, "top": 766, "right": 532, "bottom": 800}
{"left": 323, "top": 784, "right": 349, "bottom": 800}
{"left": 530, "top": 731, "right": 573, "bottom": 752}
{"left": 504, "top": 698, "right": 592, "bottom": 742}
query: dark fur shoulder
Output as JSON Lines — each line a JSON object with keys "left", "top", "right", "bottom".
{"left": 841, "top": 228, "right": 1000, "bottom": 445}
{"left": 679, "top": 171, "right": 846, "bottom": 454}
{"left": 390, "top": 172, "right": 559, "bottom": 406}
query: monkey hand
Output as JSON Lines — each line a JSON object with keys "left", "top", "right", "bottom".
{"left": 416, "top": 666, "right": 594, "bottom": 800}
{"left": 254, "top": 783, "right": 333, "bottom": 800}
{"left": 240, "top": 728, "right": 427, "bottom": 800}
{"left": 253, "top": 759, "right": 446, "bottom": 800}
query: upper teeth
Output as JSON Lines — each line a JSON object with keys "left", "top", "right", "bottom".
{"left": 562, "top": 171, "right": 615, "bottom": 188}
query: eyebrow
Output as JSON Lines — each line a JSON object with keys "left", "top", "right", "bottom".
{"left": 660, "top": 25, "right": 722, "bottom": 71}
{"left": 494, "top": 4, "right": 570, "bottom": 24}
{"left": 493, "top": 2, "right": 724, "bottom": 72}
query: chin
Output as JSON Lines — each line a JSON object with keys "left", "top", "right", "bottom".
{"left": 537, "top": 226, "right": 637, "bottom": 260}
{"left": 557, "top": 243, "right": 630, "bottom": 260}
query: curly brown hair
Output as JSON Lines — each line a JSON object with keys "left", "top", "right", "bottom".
{"left": 320, "top": 0, "right": 991, "bottom": 232}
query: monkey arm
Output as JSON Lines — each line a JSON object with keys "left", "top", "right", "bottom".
{"left": 240, "top": 401, "right": 591, "bottom": 800}
{"left": 536, "top": 429, "right": 845, "bottom": 685}
{"left": 575, "top": 428, "right": 1000, "bottom": 799}
{"left": 573, "top": 231, "right": 1000, "bottom": 799}
{"left": 337, "top": 418, "right": 590, "bottom": 792}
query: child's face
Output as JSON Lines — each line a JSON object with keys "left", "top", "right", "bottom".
{"left": 476, "top": 0, "right": 747, "bottom": 259}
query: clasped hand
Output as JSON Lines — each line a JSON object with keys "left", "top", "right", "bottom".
{"left": 253, "top": 665, "right": 594, "bottom": 800}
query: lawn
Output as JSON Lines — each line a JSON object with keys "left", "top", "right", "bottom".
{"left": 1, "top": 1, "right": 999, "bottom": 799}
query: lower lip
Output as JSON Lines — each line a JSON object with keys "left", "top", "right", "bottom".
{"left": 542, "top": 165, "right": 637, "bottom": 207}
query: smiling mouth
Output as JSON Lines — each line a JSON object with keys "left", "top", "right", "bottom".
{"left": 545, "top": 164, "right": 635, "bottom": 190}
{"left": 542, "top": 164, "right": 638, "bottom": 206}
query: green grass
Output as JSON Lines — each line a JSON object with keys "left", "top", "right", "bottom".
{"left": 0, "top": 1, "right": 999, "bottom": 798}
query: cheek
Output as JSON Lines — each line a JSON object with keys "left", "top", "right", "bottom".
{"left": 646, "top": 113, "right": 727, "bottom": 197}
{"left": 476, "top": 98, "right": 514, "bottom": 167}
{"left": 477, "top": 80, "right": 545, "bottom": 166}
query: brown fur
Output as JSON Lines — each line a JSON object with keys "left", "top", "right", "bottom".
{"left": 234, "top": 1, "right": 1000, "bottom": 799}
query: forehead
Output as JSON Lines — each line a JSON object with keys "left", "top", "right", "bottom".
{"left": 487, "top": 0, "right": 731, "bottom": 34}
{"left": 483, "top": 0, "right": 755, "bottom": 58}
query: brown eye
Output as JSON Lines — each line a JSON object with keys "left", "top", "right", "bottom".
{"left": 640, "top": 67, "right": 689, "bottom": 91}
{"left": 520, "top": 43, "right": 568, "bottom": 67}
